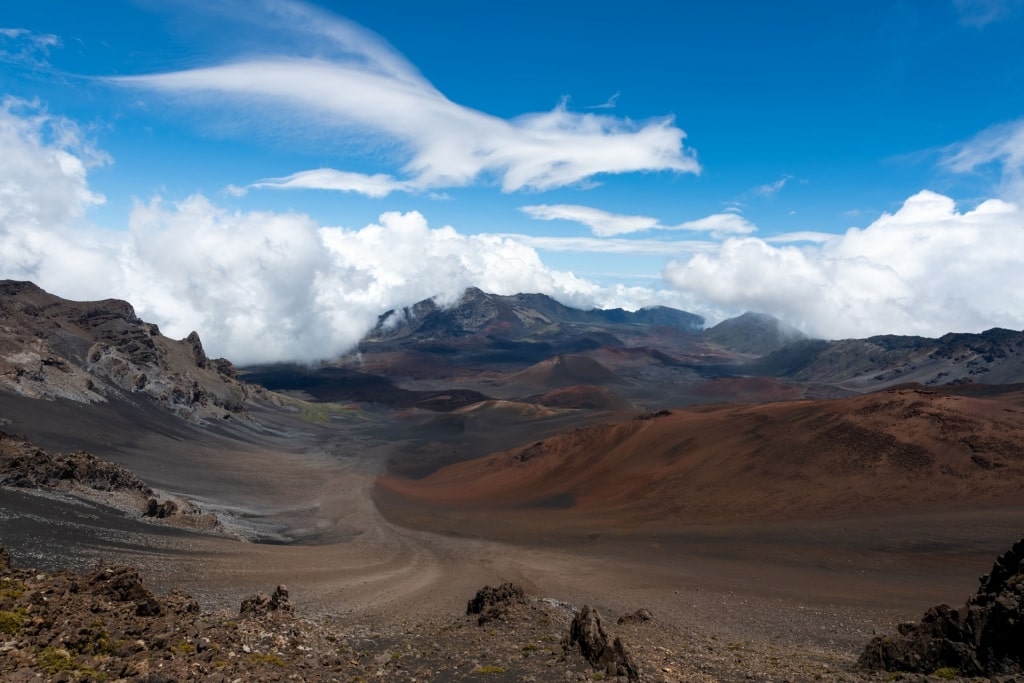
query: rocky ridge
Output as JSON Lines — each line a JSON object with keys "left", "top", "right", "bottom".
{"left": 0, "top": 280, "right": 267, "bottom": 422}
{"left": 0, "top": 431, "right": 218, "bottom": 533}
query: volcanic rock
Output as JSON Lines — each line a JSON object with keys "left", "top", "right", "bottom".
{"left": 565, "top": 604, "right": 639, "bottom": 681}
{"left": 88, "top": 565, "right": 163, "bottom": 616}
{"left": 0, "top": 431, "right": 150, "bottom": 494}
{"left": 859, "top": 537, "right": 1024, "bottom": 676}
{"left": 618, "top": 608, "right": 653, "bottom": 625}
{"left": 239, "top": 584, "right": 292, "bottom": 617}
{"left": 466, "top": 582, "right": 527, "bottom": 624}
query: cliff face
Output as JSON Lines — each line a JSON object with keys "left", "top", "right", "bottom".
{"left": 0, "top": 280, "right": 265, "bottom": 421}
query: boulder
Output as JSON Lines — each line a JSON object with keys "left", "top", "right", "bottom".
{"left": 466, "top": 582, "right": 527, "bottom": 625}
{"left": 87, "top": 566, "right": 162, "bottom": 617}
{"left": 566, "top": 605, "right": 639, "bottom": 681}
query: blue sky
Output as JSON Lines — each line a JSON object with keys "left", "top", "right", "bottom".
{"left": 2, "top": 0, "right": 1024, "bottom": 363}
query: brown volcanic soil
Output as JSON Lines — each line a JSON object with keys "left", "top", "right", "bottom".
{"left": 4, "top": 381, "right": 1024, "bottom": 682}
{"left": 376, "top": 387, "right": 1024, "bottom": 529}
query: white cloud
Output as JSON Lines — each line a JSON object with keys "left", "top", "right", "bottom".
{"left": 585, "top": 92, "right": 620, "bottom": 110}
{"left": 250, "top": 168, "right": 411, "bottom": 197}
{"left": 942, "top": 117, "right": 1024, "bottom": 199}
{"left": 0, "top": 28, "right": 61, "bottom": 67}
{"left": 677, "top": 212, "right": 758, "bottom": 238}
{"left": 496, "top": 234, "right": 718, "bottom": 256}
{"left": 754, "top": 174, "right": 792, "bottom": 198}
{"left": 3, "top": 100, "right": 669, "bottom": 364}
{"left": 111, "top": 0, "right": 698, "bottom": 194}
{"left": 520, "top": 204, "right": 660, "bottom": 236}
{"left": 521, "top": 203, "right": 758, "bottom": 238}
{"left": 664, "top": 190, "right": 1024, "bottom": 338}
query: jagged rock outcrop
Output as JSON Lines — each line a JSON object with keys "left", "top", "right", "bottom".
{"left": 88, "top": 566, "right": 164, "bottom": 617}
{"left": 240, "top": 585, "right": 292, "bottom": 617}
{"left": 0, "top": 280, "right": 267, "bottom": 421}
{"left": 0, "top": 431, "right": 150, "bottom": 493}
{"left": 466, "top": 582, "right": 527, "bottom": 624}
{"left": 565, "top": 605, "right": 640, "bottom": 681}
{"left": 859, "top": 537, "right": 1024, "bottom": 676}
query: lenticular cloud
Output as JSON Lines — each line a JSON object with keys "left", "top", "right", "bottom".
{"left": 112, "top": 1, "right": 698, "bottom": 195}
{"left": 664, "top": 190, "right": 1024, "bottom": 339}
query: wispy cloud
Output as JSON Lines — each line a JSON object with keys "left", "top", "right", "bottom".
{"left": 0, "top": 27, "right": 61, "bottom": 67}
{"left": 521, "top": 203, "right": 758, "bottom": 238}
{"left": 754, "top": 174, "right": 792, "bottom": 198}
{"left": 585, "top": 92, "right": 620, "bottom": 109}
{"left": 498, "top": 233, "right": 718, "bottom": 256}
{"left": 953, "top": 0, "right": 1023, "bottom": 27}
{"left": 520, "top": 204, "right": 659, "bottom": 236}
{"left": 941, "top": 116, "right": 1024, "bottom": 199}
{"left": 112, "top": 1, "right": 698, "bottom": 196}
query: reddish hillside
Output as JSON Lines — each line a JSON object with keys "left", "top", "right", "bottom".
{"left": 377, "top": 388, "right": 1024, "bottom": 529}
{"left": 502, "top": 354, "right": 625, "bottom": 391}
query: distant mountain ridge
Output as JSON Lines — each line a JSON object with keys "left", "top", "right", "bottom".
{"left": 367, "top": 287, "right": 705, "bottom": 343}
{"left": 747, "top": 327, "right": 1024, "bottom": 389}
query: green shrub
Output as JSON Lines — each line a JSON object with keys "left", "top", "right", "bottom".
{"left": 0, "top": 609, "right": 24, "bottom": 635}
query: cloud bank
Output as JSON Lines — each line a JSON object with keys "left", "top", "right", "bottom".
{"left": 0, "top": 100, "right": 674, "bottom": 364}
{"left": 112, "top": 1, "right": 699, "bottom": 196}
{"left": 665, "top": 190, "right": 1024, "bottom": 338}
{"left": 4, "top": 100, "right": 1023, "bottom": 366}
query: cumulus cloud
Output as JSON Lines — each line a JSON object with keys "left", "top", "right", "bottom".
{"left": 2, "top": 101, "right": 657, "bottom": 364}
{"left": 665, "top": 190, "right": 1024, "bottom": 338}
{"left": 521, "top": 203, "right": 758, "bottom": 238}
{"left": 111, "top": 0, "right": 698, "bottom": 195}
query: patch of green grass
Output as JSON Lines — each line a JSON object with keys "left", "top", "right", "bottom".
{"left": 37, "top": 647, "right": 76, "bottom": 674}
{"left": 0, "top": 579, "right": 26, "bottom": 602}
{"left": 281, "top": 396, "right": 354, "bottom": 424}
{"left": 172, "top": 641, "right": 196, "bottom": 655}
{"left": 932, "top": 667, "right": 959, "bottom": 680}
{"left": 473, "top": 665, "right": 506, "bottom": 674}
{"left": 0, "top": 609, "right": 25, "bottom": 635}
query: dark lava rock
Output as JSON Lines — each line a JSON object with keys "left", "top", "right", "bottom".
{"left": 239, "top": 584, "right": 292, "bottom": 617}
{"left": 88, "top": 565, "right": 162, "bottom": 616}
{"left": 860, "top": 537, "right": 1024, "bottom": 676}
{"left": 145, "top": 497, "right": 180, "bottom": 519}
{"left": 566, "top": 604, "right": 639, "bottom": 681}
{"left": 466, "top": 582, "right": 527, "bottom": 625}
{"left": 0, "top": 432, "right": 151, "bottom": 493}
{"left": 618, "top": 608, "right": 653, "bottom": 625}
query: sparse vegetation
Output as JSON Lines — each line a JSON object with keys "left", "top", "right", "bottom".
{"left": 37, "top": 647, "right": 76, "bottom": 674}
{"left": 249, "top": 652, "right": 286, "bottom": 667}
{"left": 0, "top": 608, "right": 24, "bottom": 635}
{"left": 473, "top": 664, "right": 506, "bottom": 674}
{"left": 932, "top": 667, "right": 959, "bottom": 680}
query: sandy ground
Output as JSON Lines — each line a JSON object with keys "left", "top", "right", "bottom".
{"left": 2, "top": 391, "right": 1022, "bottom": 678}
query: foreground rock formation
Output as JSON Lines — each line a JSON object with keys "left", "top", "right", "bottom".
{"left": 860, "top": 537, "right": 1024, "bottom": 677}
